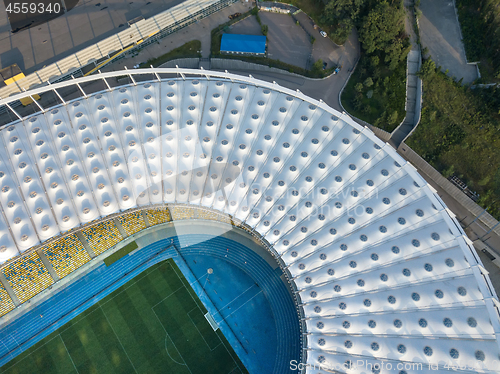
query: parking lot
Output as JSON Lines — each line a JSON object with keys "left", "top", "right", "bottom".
{"left": 227, "top": 14, "right": 262, "bottom": 35}
{"left": 419, "top": 0, "right": 477, "bottom": 83}
{"left": 259, "top": 12, "right": 311, "bottom": 69}
{"left": 294, "top": 11, "right": 344, "bottom": 70}
{"left": 0, "top": 0, "right": 187, "bottom": 73}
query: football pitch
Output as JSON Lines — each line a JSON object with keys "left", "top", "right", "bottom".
{"left": 1, "top": 259, "right": 247, "bottom": 374}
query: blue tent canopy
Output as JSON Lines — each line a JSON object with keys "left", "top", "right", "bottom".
{"left": 220, "top": 34, "right": 266, "bottom": 54}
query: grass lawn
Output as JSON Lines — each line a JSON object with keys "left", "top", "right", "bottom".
{"left": 405, "top": 65, "right": 500, "bottom": 219}
{"left": 341, "top": 53, "right": 407, "bottom": 132}
{"left": 1, "top": 259, "right": 247, "bottom": 374}
{"left": 103, "top": 241, "right": 138, "bottom": 266}
{"left": 140, "top": 40, "right": 201, "bottom": 68}
{"left": 456, "top": 0, "right": 500, "bottom": 83}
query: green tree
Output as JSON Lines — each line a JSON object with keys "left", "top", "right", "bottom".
{"left": 352, "top": 94, "right": 363, "bottom": 110}
{"left": 324, "top": 0, "right": 366, "bottom": 25}
{"left": 417, "top": 58, "right": 436, "bottom": 78}
{"left": 330, "top": 19, "right": 355, "bottom": 44}
{"left": 364, "top": 77, "right": 374, "bottom": 87}
{"left": 359, "top": 2, "right": 405, "bottom": 54}
{"left": 355, "top": 82, "right": 364, "bottom": 92}
{"left": 384, "top": 37, "right": 410, "bottom": 70}
{"left": 261, "top": 24, "right": 268, "bottom": 36}
{"left": 442, "top": 165, "right": 455, "bottom": 179}
{"left": 312, "top": 59, "right": 323, "bottom": 74}
{"left": 388, "top": 110, "right": 398, "bottom": 124}
{"left": 370, "top": 55, "right": 380, "bottom": 68}
{"left": 323, "top": 0, "right": 367, "bottom": 44}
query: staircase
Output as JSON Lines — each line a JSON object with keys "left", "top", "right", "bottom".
{"left": 390, "top": 48, "right": 422, "bottom": 147}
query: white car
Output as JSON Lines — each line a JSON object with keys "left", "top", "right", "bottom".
{"left": 320, "top": 31, "right": 327, "bottom": 38}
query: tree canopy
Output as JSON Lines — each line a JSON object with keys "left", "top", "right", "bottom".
{"left": 357, "top": 1, "right": 408, "bottom": 70}
{"left": 457, "top": 0, "right": 500, "bottom": 80}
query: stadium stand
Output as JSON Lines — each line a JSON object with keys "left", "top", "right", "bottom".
{"left": 170, "top": 206, "right": 195, "bottom": 220}
{"left": 118, "top": 212, "right": 147, "bottom": 236}
{"left": 42, "top": 235, "right": 91, "bottom": 279}
{"left": 0, "top": 283, "right": 15, "bottom": 317}
{"left": 81, "top": 220, "right": 123, "bottom": 255}
{"left": 145, "top": 207, "right": 171, "bottom": 226}
{"left": 2, "top": 253, "right": 54, "bottom": 303}
{"left": 197, "top": 209, "right": 232, "bottom": 224}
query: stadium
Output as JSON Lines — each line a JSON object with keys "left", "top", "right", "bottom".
{"left": 0, "top": 68, "right": 498, "bottom": 374}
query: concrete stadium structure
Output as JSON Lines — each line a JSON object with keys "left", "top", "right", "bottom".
{"left": 0, "top": 69, "right": 499, "bottom": 373}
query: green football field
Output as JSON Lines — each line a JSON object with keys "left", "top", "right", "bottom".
{"left": 1, "top": 259, "right": 247, "bottom": 374}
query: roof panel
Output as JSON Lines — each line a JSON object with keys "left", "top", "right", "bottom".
{"left": 0, "top": 73, "right": 498, "bottom": 371}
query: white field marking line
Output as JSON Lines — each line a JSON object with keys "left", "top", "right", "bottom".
{"left": 186, "top": 307, "right": 222, "bottom": 352}
{"left": 97, "top": 263, "right": 166, "bottom": 309}
{"left": 151, "top": 307, "right": 192, "bottom": 374}
{"left": 191, "top": 272, "right": 209, "bottom": 287}
{"left": 202, "top": 273, "right": 209, "bottom": 289}
{"left": 210, "top": 284, "right": 257, "bottom": 317}
{"left": 59, "top": 334, "right": 79, "bottom": 374}
{"left": 0, "top": 338, "right": 15, "bottom": 361}
{"left": 150, "top": 307, "right": 183, "bottom": 365}
{"left": 220, "top": 290, "right": 263, "bottom": 321}
{"left": 1, "top": 328, "right": 70, "bottom": 372}
{"left": 227, "top": 366, "right": 242, "bottom": 374}
{"left": 149, "top": 262, "right": 200, "bottom": 309}
{"left": 212, "top": 326, "right": 243, "bottom": 374}
{"left": 150, "top": 286, "right": 184, "bottom": 309}
{"left": 9, "top": 334, "right": 20, "bottom": 348}
{"left": 171, "top": 265, "right": 248, "bottom": 373}
{"left": 169, "top": 265, "right": 242, "bottom": 370}
{"left": 163, "top": 333, "right": 185, "bottom": 366}
{"left": 99, "top": 305, "right": 138, "bottom": 374}
{"left": 211, "top": 290, "right": 265, "bottom": 374}
{"left": 2, "top": 263, "right": 171, "bottom": 372}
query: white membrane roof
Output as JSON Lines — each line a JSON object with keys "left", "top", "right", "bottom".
{"left": 0, "top": 71, "right": 499, "bottom": 373}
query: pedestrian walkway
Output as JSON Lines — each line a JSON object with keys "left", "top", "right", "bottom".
{"left": 390, "top": 0, "right": 422, "bottom": 147}
{"left": 390, "top": 49, "right": 421, "bottom": 146}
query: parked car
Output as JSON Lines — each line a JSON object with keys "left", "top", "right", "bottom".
{"left": 228, "top": 12, "right": 241, "bottom": 20}
{"left": 319, "top": 30, "right": 327, "bottom": 37}
{"left": 333, "top": 67, "right": 340, "bottom": 75}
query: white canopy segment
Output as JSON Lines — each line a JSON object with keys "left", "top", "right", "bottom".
{"left": 0, "top": 69, "right": 499, "bottom": 373}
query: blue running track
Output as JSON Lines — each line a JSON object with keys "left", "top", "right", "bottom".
{"left": 0, "top": 234, "right": 301, "bottom": 374}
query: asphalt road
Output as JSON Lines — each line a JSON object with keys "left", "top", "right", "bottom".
{"left": 225, "top": 26, "right": 359, "bottom": 112}
{"left": 294, "top": 11, "right": 344, "bottom": 70}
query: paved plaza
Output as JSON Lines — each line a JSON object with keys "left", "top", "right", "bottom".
{"left": 419, "top": 0, "right": 477, "bottom": 83}
{"left": 0, "top": 0, "right": 185, "bottom": 73}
